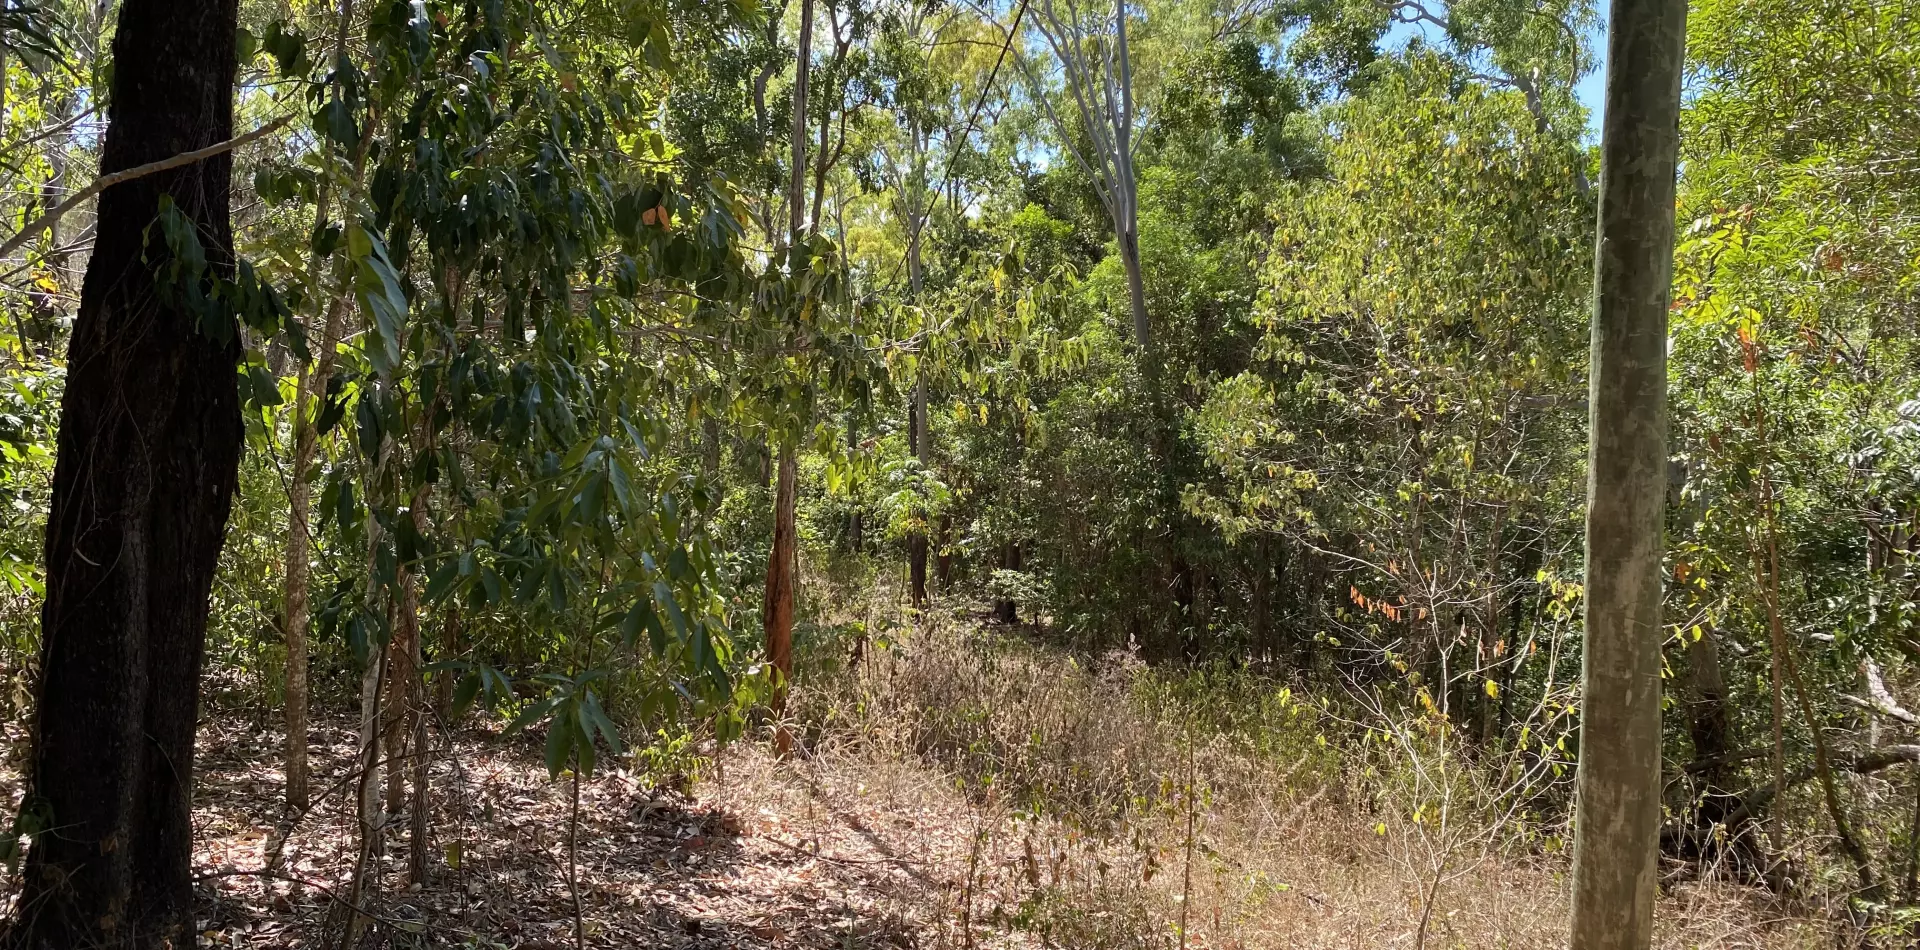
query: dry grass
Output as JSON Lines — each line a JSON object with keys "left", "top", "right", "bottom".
{"left": 0, "top": 615, "right": 1848, "bottom": 948}
{"left": 786, "top": 617, "right": 1843, "bottom": 949}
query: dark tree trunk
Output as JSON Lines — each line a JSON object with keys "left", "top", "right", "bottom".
{"left": 764, "top": 446, "right": 799, "bottom": 749}
{"left": 1298, "top": 547, "right": 1321, "bottom": 673}
{"left": 907, "top": 385, "right": 928, "bottom": 608}
{"left": 992, "top": 542, "right": 1022, "bottom": 625}
{"left": 10, "top": 0, "right": 240, "bottom": 945}
{"left": 936, "top": 513, "right": 954, "bottom": 589}
{"left": 1249, "top": 537, "right": 1272, "bottom": 664}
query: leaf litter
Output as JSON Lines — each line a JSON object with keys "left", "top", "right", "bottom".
{"left": 1, "top": 712, "right": 1048, "bottom": 949}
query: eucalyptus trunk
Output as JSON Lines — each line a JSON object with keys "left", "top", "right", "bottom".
{"left": 764, "top": 445, "right": 799, "bottom": 743}
{"left": 282, "top": 293, "right": 347, "bottom": 812}
{"left": 10, "top": 0, "right": 241, "bottom": 943}
{"left": 1570, "top": 0, "right": 1686, "bottom": 944}
{"left": 765, "top": 0, "right": 814, "bottom": 754}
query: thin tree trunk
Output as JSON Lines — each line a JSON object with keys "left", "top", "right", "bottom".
{"left": 763, "top": 0, "right": 813, "bottom": 760}
{"left": 765, "top": 446, "right": 799, "bottom": 754}
{"left": 905, "top": 212, "right": 930, "bottom": 608}
{"left": 9, "top": 0, "right": 241, "bottom": 944}
{"left": 283, "top": 0, "right": 358, "bottom": 816}
{"left": 1569, "top": 0, "right": 1686, "bottom": 945}
{"left": 342, "top": 642, "right": 389, "bottom": 947}
{"left": 284, "top": 292, "right": 348, "bottom": 813}
{"left": 434, "top": 607, "right": 462, "bottom": 721}
{"left": 1119, "top": 227, "right": 1150, "bottom": 356}
{"left": 846, "top": 413, "right": 863, "bottom": 552}
{"left": 1250, "top": 537, "right": 1272, "bottom": 663}
{"left": 358, "top": 589, "right": 389, "bottom": 855}
{"left": 908, "top": 381, "right": 928, "bottom": 608}
{"left": 409, "top": 679, "right": 429, "bottom": 887}
{"left": 388, "top": 410, "right": 436, "bottom": 883}
{"left": 1112, "top": 0, "right": 1148, "bottom": 357}
{"left": 786, "top": 0, "right": 814, "bottom": 244}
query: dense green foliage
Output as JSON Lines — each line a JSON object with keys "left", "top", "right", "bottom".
{"left": 0, "top": 0, "right": 1916, "bottom": 935}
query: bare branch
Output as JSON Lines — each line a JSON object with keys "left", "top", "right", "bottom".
{"left": 0, "top": 113, "right": 296, "bottom": 262}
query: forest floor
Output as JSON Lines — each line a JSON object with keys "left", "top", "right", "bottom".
{"left": 0, "top": 623, "right": 1851, "bottom": 949}
{"left": 158, "top": 714, "right": 1042, "bottom": 950}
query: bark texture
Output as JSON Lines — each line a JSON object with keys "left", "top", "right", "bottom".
{"left": 1569, "top": 0, "right": 1686, "bottom": 945}
{"left": 764, "top": 447, "right": 799, "bottom": 729}
{"left": 10, "top": 0, "right": 241, "bottom": 944}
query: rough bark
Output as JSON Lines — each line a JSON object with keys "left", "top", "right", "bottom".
{"left": 1686, "top": 626, "right": 1733, "bottom": 791}
{"left": 764, "top": 446, "right": 799, "bottom": 747}
{"left": 434, "top": 608, "right": 463, "bottom": 721}
{"left": 9, "top": 0, "right": 241, "bottom": 943}
{"left": 1569, "top": 0, "right": 1686, "bottom": 945}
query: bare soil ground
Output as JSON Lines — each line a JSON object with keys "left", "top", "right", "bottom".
{"left": 167, "top": 715, "right": 1036, "bottom": 949}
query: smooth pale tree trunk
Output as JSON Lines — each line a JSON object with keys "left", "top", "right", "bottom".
{"left": 283, "top": 0, "right": 359, "bottom": 815}
{"left": 765, "top": 0, "right": 814, "bottom": 757}
{"left": 1570, "top": 0, "right": 1686, "bottom": 945}
{"left": 283, "top": 294, "right": 347, "bottom": 812}
{"left": 1119, "top": 226, "right": 1149, "bottom": 356}
{"left": 9, "top": 0, "right": 241, "bottom": 944}
{"left": 1110, "top": 0, "right": 1149, "bottom": 357}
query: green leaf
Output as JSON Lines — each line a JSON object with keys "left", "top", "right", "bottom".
{"left": 425, "top": 558, "right": 462, "bottom": 602}
{"left": 574, "top": 715, "right": 597, "bottom": 775}
{"left": 504, "top": 696, "right": 560, "bottom": 736}
{"left": 263, "top": 19, "right": 310, "bottom": 77}
{"left": 348, "top": 225, "right": 407, "bottom": 373}
{"left": 451, "top": 672, "right": 482, "bottom": 718}
{"left": 544, "top": 707, "right": 576, "bottom": 777}
{"left": 581, "top": 690, "right": 622, "bottom": 755}
{"left": 620, "top": 600, "right": 657, "bottom": 650}
{"left": 654, "top": 581, "right": 689, "bottom": 643}
{"left": 316, "top": 373, "right": 349, "bottom": 435}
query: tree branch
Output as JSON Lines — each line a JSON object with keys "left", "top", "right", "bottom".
{"left": 0, "top": 113, "right": 295, "bottom": 262}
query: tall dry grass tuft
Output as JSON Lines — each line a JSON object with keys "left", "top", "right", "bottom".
{"left": 784, "top": 618, "right": 1840, "bottom": 949}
